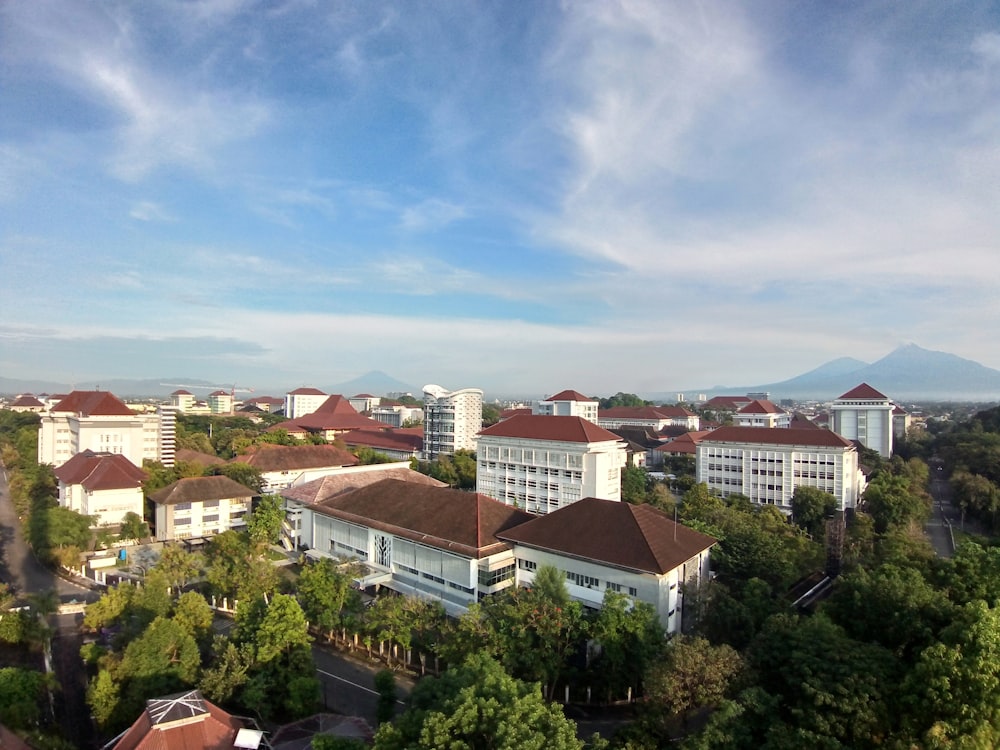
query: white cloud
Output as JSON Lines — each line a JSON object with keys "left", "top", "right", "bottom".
{"left": 399, "top": 199, "right": 467, "bottom": 233}
{"left": 129, "top": 201, "right": 174, "bottom": 222}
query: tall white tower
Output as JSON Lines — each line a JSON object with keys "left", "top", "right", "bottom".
{"left": 831, "top": 383, "right": 894, "bottom": 458}
{"left": 422, "top": 384, "right": 483, "bottom": 460}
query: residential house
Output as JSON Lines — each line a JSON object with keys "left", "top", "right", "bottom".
{"left": 476, "top": 414, "right": 628, "bottom": 514}
{"left": 52, "top": 450, "right": 147, "bottom": 527}
{"left": 422, "top": 384, "right": 483, "bottom": 459}
{"left": 233, "top": 443, "right": 360, "bottom": 492}
{"left": 831, "top": 383, "right": 895, "bottom": 458}
{"left": 696, "top": 426, "right": 865, "bottom": 512}
{"left": 149, "top": 475, "right": 255, "bottom": 541}
{"left": 498, "top": 497, "right": 716, "bottom": 632}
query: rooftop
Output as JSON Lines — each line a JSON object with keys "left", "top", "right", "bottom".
{"left": 479, "top": 414, "right": 622, "bottom": 444}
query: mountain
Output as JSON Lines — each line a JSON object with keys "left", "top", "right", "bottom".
{"left": 742, "top": 345, "right": 1000, "bottom": 401}
{"left": 327, "top": 370, "right": 418, "bottom": 397}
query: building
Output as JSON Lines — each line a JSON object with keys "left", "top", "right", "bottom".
{"left": 284, "top": 387, "right": 329, "bottom": 420}
{"left": 695, "top": 426, "right": 865, "bottom": 512}
{"left": 9, "top": 394, "right": 45, "bottom": 413}
{"left": 371, "top": 403, "right": 424, "bottom": 428}
{"left": 243, "top": 396, "right": 284, "bottom": 413}
{"left": 734, "top": 399, "right": 791, "bottom": 428}
{"left": 339, "top": 428, "right": 423, "bottom": 461}
{"left": 279, "top": 395, "right": 386, "bottom": 441}
{"left": 38, "top": 391, "right": 175, "bottom": 468}
{"left": 233, "top": 443, "right": 360, "bottom": 492}
{"left": 169, "top": 390, "right": 196, "bottom": 412}
{"left": 111, "top": 690, "right": 264, "bottom": 750}
{"left": 348, "top": 393, "right": 380, "bottom": 413}
{"left": 149, "top": 475, "right": 255, "bottom": 541}
{"left": 893, "top": 405, "right": 912, "bottom": 439}
{"left": 598, "top": 406, "right": 700, "bottom": 432}
{"left": 307, "top": 478, "right": 534, "bottom": 615}
{"left": 205, "top": 390, "right": 233, "bottom": 415}
{"left": 498, "top": 497, "right": 716, "bottom": 632}
{"left": 422, "top": 384, "right": 483, "bottom": 459}
{"left": 476, "top": 414, "right": 628, "bottom": 514}
{"left": 830, "top": 383, "right": 895, "bottom": 458}
{"left": 533, "top": 389, "right": 599, "bottom": 422}
{"left": 52, "top": 450, "right": 147, "bottom": 527}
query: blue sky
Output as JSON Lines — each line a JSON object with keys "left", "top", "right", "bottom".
{"left": 2, "top": 1, "right": 999, "bottom": 397}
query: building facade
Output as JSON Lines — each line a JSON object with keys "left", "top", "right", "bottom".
{"left": 476, "top": 415, "right": 628, "bottom": 514}
{"left": 695, "top": 426, "right": 865, "bottom": 512}
{"left": 597, "top": 406, "right": 700, "bottom": 431}
{"left": 284, "top": 387, "right": 329, "bottom": 420}
{"left": 52, "top": 450, "right": 147, "bottom": 527}
{"left": 422, "top": 384, "right": 483, "bottom": 459}
{"left": 533, "top": 390, "right": 599, "bottom": 423}
{"left": 831, "top": 383, "right": 895, "bottom": 458}
{"left": 734, "top": 399, "right": 791, "bottom": 428}
{"left": 150, "top": 476, "right": 254, "bottom": 541}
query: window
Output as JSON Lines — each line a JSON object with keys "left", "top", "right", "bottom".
{"left": 203, "top": 514, "right": 219, "bottom": 523}
{"left": 606, "top": 582, "right": 623, "bottom": 593}
{"left": 478, "top": 563, "right": 515, "bottom": 587}
{"left": 566, "top": 571, "right": 599, "bottom": 589}
{"left": 175, "top": 517, "right": 191, "bottom": 525}
{"left": 174, "top": 502, "right": 191, "bottom": 511}
{"left": 518, "top": 559, "right": 537, "bottom": 571}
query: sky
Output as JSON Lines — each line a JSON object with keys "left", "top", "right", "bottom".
{"left": 2, "top": 1, "right": 1000, "bottom": 398}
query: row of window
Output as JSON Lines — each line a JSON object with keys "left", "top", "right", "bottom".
{"left": 518, "top": 559, "right": 638, "bottom": 597}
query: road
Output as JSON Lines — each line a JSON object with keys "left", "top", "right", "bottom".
{"left": 925, "top": 472, "right": 957, "bottom": 558}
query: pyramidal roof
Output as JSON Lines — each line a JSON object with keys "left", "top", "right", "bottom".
{"left": 738, "top": 399, "right": 784, "bottom": 414}
{"left": 53, "top": 450, "right": 147, "bottom": 491}
{"left": 837, "top": 383, "right": 889, "bottom": 400}
{"left": 51, "top": 390, "right": 134, "bottom": 416}
{"left": 544, "top": 389, "right": 596, "bottom": 402}
{"left": 479, "top": 414, "right": 622, "bottom": 443}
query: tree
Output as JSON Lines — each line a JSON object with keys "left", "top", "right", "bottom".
{"left": 354, "top": 447, "right": 394, "bottom": 465}
{"left": 374, "top": 669, "right": 397, "bottom": 725}
{"left": 153, "top": 544, "right": 204, "bottom": 592}
{"left": 532, "top": 564, "right": 571, "bottom": 608}
{"left": 599, "top": 392, "right": 649, "bottom": 409}
{"left": 199, "top": 638, "right": 254, "bottom": 705}
{"left": 205, "top": 530, "right": 278, "bottom": 602}
{"left": 589, "top": 591, "right": 665, "bottom": 700}
{"left": 863, "top": 473, "right": 929, "bottom": 533}
{"left": 247, "top": 494, "right": 285, "bottom": 548}
{"left": 374, "top": 653, "right": 584, "bottom": 750}
{"left": 212, "top": 462, "right": 264, "bottom": 493}
{"left": 118, "top": 511, "right": 149, "bottom": 542}
{"left": 87, "top": 669, "right": 121, "bottom": 731}
{"left": 622, "top": 464, "right": 649, "bottom": 505}
{"left": 297, "top": 558, "right": 359, "bottom": 633}
{"left": 0, "top": 667, "right": 49, "bottom": 729}
{"left": 790, "top": 486, "right": 837, "bottom": 539}
{"left": 173, "top": 591, "right": 215, "bottom": 645}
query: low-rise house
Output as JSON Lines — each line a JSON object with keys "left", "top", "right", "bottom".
{"left": 53, "top": 450, "right": 147, "bottom": 527}
{"left": 498, "top": 497, "right": 716, "bottom": 632}
{"left": 233, "top": 443, "right": 360, "bottom": 492}
{"left": 149, "top": 475, "right": 255, "bottom": 541}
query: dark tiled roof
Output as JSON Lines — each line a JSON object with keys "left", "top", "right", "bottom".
{"left": 498, "top": 497, "right": 716, "bottom": 575}
{"left": 234, "top": 444, "right": 359, "bottom": 472}
{"left": 789, "top": 413, "right": 822, "bottom": 429}
{"left": 150, "top": 476, "right": 254, "bottom": 506}
{"left": 544, "top": 389, "right": 595, "bottom": 402}
{"left": 599, "top": 406, "right": 694, "bottom": 419}
{"left": 284, "top": 395, "right": 387, "bottom": 432}
{"left": 838, "top": 382, "right": 888, "bottom": 400}
{"left": 701, "top": 426, "right": 854, "bottom": 448}
{"left": 112, "top": 690, "right": 246, "bottom": 750}
{"left": 53, "top": 450, "right": 147, "bottom": 491}
{"left": 51, "top": 390, "right": 134, "bottom": 416}
{"left": 340, "top": 429, "right": 422, "bottom": 452}
{"left": 314, "top": 478, "right": 534, "bottom": 558}
{"left": 479, "top": 415, "right": 622, "bottom": 443}
{"left": 704, "top": 396, "right": 752, "bottom": 409}
{"left": 281, "top": 467, "right": 446, "bottom": 506}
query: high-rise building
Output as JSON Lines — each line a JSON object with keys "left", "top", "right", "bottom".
{"left": 830, "top": 383, "right": 894, "bottom": 458}
{"left": 284, "top": 387, "right": 329, "bottom": 419}
{"left": 422, "top": 384, "right": 483, "bottom": 459}
{"left": 533, "top": 389, "right": 599, "bottom": 423}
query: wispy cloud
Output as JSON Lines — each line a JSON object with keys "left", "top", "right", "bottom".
{"left": 129, "top": 201, "right": 174, "bottom": 222}
{"left": 399, "top": 199, "right": 466, "bottom": 233}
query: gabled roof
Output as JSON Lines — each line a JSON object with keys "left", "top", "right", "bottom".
{"left": 837, "top": 383, "right": 889, "bottom": 400}
{"left": 479, "top": 414, "right": 622, "bottom": 444}
{"left": 314, "top": 478, "right": 533, "bottom": 558}
{"left": 281, "top": 466, "right": 446, "bottom": 506}
{"left": 233, "top": 443, "right": 359, "bottom": 472}
{"left": 789, "top": 412, "right": 822, "bottom": 429}
{"left": 53, "top": 450, "right": 147, "bottom": 491}
{"left": 150, "top": 476, "right": 255, "bottom": 506}
{"left": 500, "top": 407, "right": 532, "bottom": 420}
{"left": 893, "top": 405, "right": 908, "bottom": 415}
{"left": 544, "top": 389, "right": 596, "bottom": 402}
{"left": 112, "top": 690, "right": 247, "bottom": 750}
{"left": 288, "top": 387, "right": 327, "bottom": 396}
{"left": 701, "top": 426, "right": 855, "bottom": 448}
{"left": 351, "top": 393, "right": 376, "bottom": 399}
{"left": 498, "top": 497, "right": 716, "bottom": 575}
{"left": 246, "top": 396, "right": 284, "bottom": 406}
{"left": 11, "top": 394, "right": 44, "bottom": 407}
{"left": 655, "top": 430, "right": 714, "bottom": 454}
{"left": 737, "top": 399, "right": 784, "bottom": 415}
{"left": 171, "top": 389, "right": 193, "bottom": 396}
{"left": 599, "top": 406, "right": 694, "bottom": 419}
{"left": 51, "top": 390, "right": 134, "bottom": 416}
{"left": 339, "top": 429, "right": 423, "bottom": 453}
{"left": 174, "top": 448, "right": 226, "bottom": 467}
{"left": 208, "top": 390, "right": 229, "bottom": 397}
{"left": 284, "top": 395, "right": 387, "bottom": 432}
{"left": 704, "top": 395, "right": 752, "bottom": 410}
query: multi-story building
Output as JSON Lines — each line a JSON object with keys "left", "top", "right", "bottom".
{"left": 284, "top": 387, "right": 329, "bottom": 420}
{"left": 38, "top": 391, "right": 175, "bottom": 468}
{"left": 893, "top": 405, "right": 912, "bottom": 440}
{"left": 206, "top": 390, "right": 234, "bottom": 415}
{"left": 278, "top": 395, "right": 387, "bottom": 441}
{"left": 476, "top": 415, "right": 627, "bottom": 514}
{"left": 422, "top": 384, "right": 483, "bottom": 459}
{"left": 533, "top": 390, "right": 599, "bottom": 423}
{"left": 597, "top": 406, "right": 700, "bottom": 432}
{"left": 830, "top": 383, "right": 895, "bottom": 458}
{"left": 233, "top": 443, "right": 360, "bottom": 492}
{"left": 169, "top": 390, "right": 196, "bottom": 412}
{"left": 734, "top": 399, "right": 791, "bottom": 429}
{"left": 348, "top": 394, "right": 381, "bottom": 413}
{"left": 52, "top": 450, "right": 147, "bottom": 527}
{"left": 371, "top": 403, "right": 424, "bottom": 428}
{"left": 695, "top": 426, "right": 865, "bottom": 512}
{"left": 149, "top": 475, "right": 255, "bottom": 541}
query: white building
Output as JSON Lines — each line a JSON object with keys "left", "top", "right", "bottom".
{"left": 233, "top": 443, "right": 361, "bottom": 492}
{"left": 831, "top": 383, "right": 895, "bottom": 458}
{"left": 734, "top": 399, "right": 791, "bottom": 429}
{"left": 476, "top": 414, "right": 628, "bottom": 514}
{"left": 169, "top": 390, "right": 196, "bottom": 412}
{"left": 498, "top": 497, "right": 716, "bottom": 632}
{"left": 422, "top": 384, "right": 483, "bottom": 459}
{"left": 206, "top": 390, "right": 234, "bottom": 415}
{"left": 371, "top": 404, "right": 424, "bottom": 428}
{"left": 348, "top": 394, "right": 381, "bottom": 413}
{"left": 149, "top": 475, "right": 254, "bottom": 541}
{"left": 284, "top": 387, "right": 329, "bottom": 420}
{"left": 52, "top": 450, "right": 147, "bottom": 527}
{"left": 598, "top": 406, "right": 700, "bottom": 432}
{"left": 38, "top": 391, "right": 175, "bottom": 469}
{"left": 695, "top": 426, "right": 865, "bottom": 512}
{"left": 533, "top": 389, "right": 599, "bottom": 423}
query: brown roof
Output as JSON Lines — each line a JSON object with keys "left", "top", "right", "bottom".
{"left": 150, "top": 476, "right": 255, "bottom": 506}
{"left": 838, "top": 382, "right": 888, "bottom": 400}
{"left": 208, "top": 390, "right": 228, "bottom": 397}
{"left": 479, "top": 415, "right": 622, "bottom": 443}
{"left": 314, "top": 478, "right": 534, "bottom": 558}
{"left": 655, "top": 430, "right": 714, "bottom": 454}
{"left": 281, "top": 466, "right": 446, "bottom": 506}
{"left": 701, "top": 426, "right": 855, "bottom": 448}
{"left": 544, "top": 389, "right": 595, "bottom": 402}
{"left": 737, "top": 399, "right": 784, "bottom": 415}
{"left": 498, "top": 497, "right": 716, "bottom": 575}
{"left": 704, "top": 395, "right": 752, "bottom": 410}
{"left": 288, "top": 387, "right": 326, "bottom": 395}
{"left": 246, "top": 396, "right": 284, "bottom": 406}
{"left": 11, "top": 394, "right": 44, "bottom": 407}
{"left": 171, "top": 389, "right": 192, "bottom": 396}
{"left": 284, "top": 395, "right": 387, "bottom": 432}
{"left": 53, "top": 450, "right": 147, "bottom": 491}
{"left": 112, "top": 690, "right": 246, "bottom": 750}
{"left": 600, "top": 406, "right": 694, "bottom": 420}
{"left": 174, "top": 448, "right": 226, "bottom": 466}
{"left": 233, "top": 443, "right": 359, "bottom": 472}
{"left": 339, "top": 429, "right": 423, "bottom": 453}
{"left": 500, "top": 408, "right": 532, "bottom": 420}
{"left": 51, "top": 390, "right": 134, "bottom": 416}
{"left": 789, "top": 412, "right": 822, "bottom": 429}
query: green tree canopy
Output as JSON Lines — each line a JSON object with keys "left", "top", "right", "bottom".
{"left": 790, "top": 486, "right": 837, "bottom": 539}
{"left": 247, "top": 494, "right": 285, "bottom": 548}
{"left": 297, "top": 558, "right": 359, "bottom": 633}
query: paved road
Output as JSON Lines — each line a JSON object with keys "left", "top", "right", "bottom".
{"left": 926, "top": 473, "right": 957, "bottom": 557}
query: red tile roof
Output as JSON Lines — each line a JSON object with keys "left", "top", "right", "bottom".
{"left": 51, "top": 390, "right": 134, "bottom": 416}
{"left": 283, "top": 395, "right": 387, "bottom": 432}
{"left": 150, "top": 476, "right": 255, "bottom": 506}
{"left": 544, "top": 389, "right": 595, "bottom": 402}
{"left": 288, "top": 387, "right": 327, "bottom": 395}
{"left": 737, "top": 399, "right": 784, "bottom": 414}
{"left": 171, "top": 389, "right": 192, "bottom": 396}
{"left": 704, "top": 396, "right": 752, "bottom": 410}
{"left": 599, "top": 406, "right": 695, "bottom": 420}
{"left": 314, "top": 478, "right": 534, "bottom": 558}
{"left": 53, "top": 450, "right": 147, "bottom": 491}
{"left": 655, "top": 430, "right": 714, "bottom": 454}
{"left": 500, "top": 407, "right": 532, "bottom": 420}
{"left": 282, "top": 466, "right": 446, "bottom": 506}
{"left": 339, "top": 429, "right": 423, "bottom": 453}
{"left": 233, "top": 444, "right": 360, "bottom": 472}
{"left": 498, "top": 497, "right": 716, "bottom": 575}
{"left": 11, "top": 394, "right": 44, "bottom": 407}
{"left": 701, "top": 426, "right": 855, "bottom": 448}
{"left": 837, "top": 383, "right": 888, "bottom": 400}
{"left": 479, "top": 414, "right": 622, "bottom": 443}
{"left": 208, "top": 390, "right": 228, "bottom": 397}
{"left": 112, "top": 690, "right": 247, "bottom": 750}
